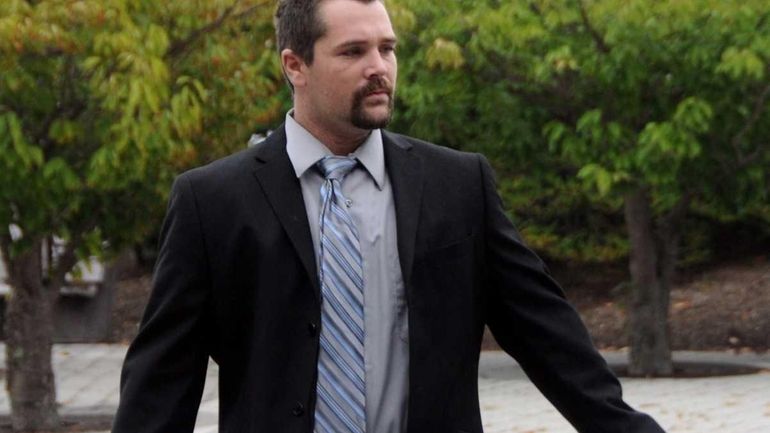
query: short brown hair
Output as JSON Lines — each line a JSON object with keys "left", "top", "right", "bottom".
{"left": 274, "top": 0, "right": 379, "bottom": 64}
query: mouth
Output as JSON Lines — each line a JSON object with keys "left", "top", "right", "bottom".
{"left": 353, "top": 78, "right": 394, "bottom": 111}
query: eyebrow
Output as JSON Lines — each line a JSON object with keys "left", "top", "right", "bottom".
{"left": 335, "top": 37, "right": 398, "bottom": 50}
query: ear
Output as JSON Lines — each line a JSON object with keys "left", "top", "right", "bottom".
{"left": 281, "top": 49, "right": 308, "bottom": 88}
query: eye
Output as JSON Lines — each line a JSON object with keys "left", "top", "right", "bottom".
{"left": 381, "top": 45, "right": 396, "bottom": 54}
{"left": 341, "top": 47, "right": 363, "bottom": 57}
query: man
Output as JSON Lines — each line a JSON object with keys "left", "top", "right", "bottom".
{"left": 113, "top": 0, "right": 666, "bottom": 432}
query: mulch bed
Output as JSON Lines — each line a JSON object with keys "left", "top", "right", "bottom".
{"left": 112, "top": 257, "right": 770, "bottom": 352}
{"left": 578, "top": 256, "right": 770, "bottom": 352}
{"left": 0, "top": 415, "right": 112, "bottom": 433}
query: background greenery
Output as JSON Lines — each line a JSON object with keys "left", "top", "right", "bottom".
{"left": 3, "top": 0, "right": 767, "bottom": 268}
{"left": 1, "top": 0, "right": 769, "bottom": 428}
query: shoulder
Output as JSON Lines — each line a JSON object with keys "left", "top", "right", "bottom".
{"left": 382, "top": 130, "right": 488, "bottom": 176}
{"left": 180, "top": 145, "right": 258, "bottom": 186}
{"left": 178, "top": 126, "right": 286, "bottom": 191}
{"left": 383, "top": 130, "right": 482, "bottom": 163}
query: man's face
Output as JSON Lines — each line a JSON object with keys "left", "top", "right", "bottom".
{"left": 299, "top": 0, "right": 397, "bottom": 133}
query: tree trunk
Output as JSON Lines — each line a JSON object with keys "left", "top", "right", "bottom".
{"left": 4, "top": 239, "right": 60, "bottom": 432}
{"left": 624, "top": 189, "right": 673, "bottom": 376}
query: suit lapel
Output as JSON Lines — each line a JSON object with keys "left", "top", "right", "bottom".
{"left": 251, "top": 125, "right": 320, "bottom": 299}
{"left": 383, "top": 131, "right": 423, "bottom": 287}
{"left": 249, "top": 127, "right": 424, "bottom": 299}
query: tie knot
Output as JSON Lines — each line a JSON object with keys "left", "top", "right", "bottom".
{"left": 317, "top": 156, "right": 358, "bottom": 181}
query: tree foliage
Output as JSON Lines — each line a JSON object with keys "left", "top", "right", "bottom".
{"left": 0, "top": 0, "right": 282, "bottom": 429}
{"left": 389, "top": 0, "right": 770, "bottom": 261}
{"left": 0, "top": 0, "right": 284, "bottom": 264}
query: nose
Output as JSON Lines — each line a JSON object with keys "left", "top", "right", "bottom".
{"left": 364, "top": 49, "right": 389, "bottom": 79}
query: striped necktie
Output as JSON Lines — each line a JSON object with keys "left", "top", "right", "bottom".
{"left": 314, "top": 156, "right": 366, "bottom": 433}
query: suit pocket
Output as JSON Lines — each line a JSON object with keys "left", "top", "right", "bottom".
{"left": 415, "top": 232, "right": 475, "bottom": 266}
{"left": 411, "top": 232, "right": 478, "bottom": 311}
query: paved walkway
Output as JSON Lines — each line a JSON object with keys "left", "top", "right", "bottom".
{"left": 0, "top": 344, "right": 768, "bottom": 432}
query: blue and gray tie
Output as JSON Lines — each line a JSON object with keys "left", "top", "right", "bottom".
{"left": 314, "top": 156, "right": 366, "bottom": 433}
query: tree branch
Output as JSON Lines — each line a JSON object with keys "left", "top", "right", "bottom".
{"left": 35, "top": 57, "right": 88, "bottom": 152}
{"left": 661, "top": 192, "right": 691, "bottom": 230}
{"left": 19, "top": 47, "right": 67, "bottom": 61}
{"left": 46, "top": 220, "right": 97, "bottom": 295}
{"left": 0, "top": 233, "right": 12, "bottom": 274}
{"left": 755, "top": 10, "right": 770, "bottom": 31}
{"left": 577, "top": 0, "right": 610, "bottom": 54}
{"left": 47, "top": 240, "right": 80, "bottom": 295}
{"left": 165, "top": 1, "right": 263, "bottom": 61}
{"left": 730, "top": 78, "right": 770, "bottom": 166}
{"left": 479, "top": 51, "right": 580, "bottom": 122}
{"left": 736, "top": 142, "right": 768, "bottom": 169}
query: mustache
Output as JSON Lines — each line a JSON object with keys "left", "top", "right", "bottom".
{"left": 355, "top": 76, "right": 393, "bottom": 99}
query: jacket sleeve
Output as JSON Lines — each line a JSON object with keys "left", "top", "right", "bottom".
{"left": 112, "top": 174, "right": 212, "bottom": 433}
{"left": 477, "top": 154, "right": 665, "bottom": 433}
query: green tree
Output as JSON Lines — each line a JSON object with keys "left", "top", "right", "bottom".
{"left": 390, "top": 0, "right": 770, "bottom": 375}
{"left": 0, "top": 0, "right": 281, "bottom": 429}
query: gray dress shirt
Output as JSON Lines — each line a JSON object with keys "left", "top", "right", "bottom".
{"left": 285, "top": 112, "right": 409, "bottom": 433}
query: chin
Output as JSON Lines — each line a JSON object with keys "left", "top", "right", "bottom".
{"left": 352, "top": 116, "right": 391, "bottom": 130}
{"left": 351, "top": 107, "right": 392, "bottom": 130}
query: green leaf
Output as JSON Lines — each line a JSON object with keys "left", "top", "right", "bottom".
{"left": 426, "top": 38, "right": 465, "bottom": 70}
{"left": 82, "top": 56, "right": 101, "bottom": 71}
{"left": 577, "top": 163, "right": 614, "bottom": 196}
{"left": 673, "top": 97, "right": 713, "bottom": 133}
{"left": 144, "top": 83, "right": 161, "bottom": 113}
{"left": 576, "top": 110, "right": 602, "bottom": 134}
{"left": 716, "top": 47, "right": 766, "bottom": 80}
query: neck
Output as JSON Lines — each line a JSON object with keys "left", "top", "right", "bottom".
{"left": 292, "top": 109, "right": 370, "bottom": 156}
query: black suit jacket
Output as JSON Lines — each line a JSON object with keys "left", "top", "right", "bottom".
{"left": 113, "top": 126, "right": 664, "bottom": 433}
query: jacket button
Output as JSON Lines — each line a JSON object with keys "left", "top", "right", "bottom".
{"left": 308, "top": 322, "right": 318, "bottom": 337}
{"left": 292, "top": 402, "right": 305, "bottom": 416}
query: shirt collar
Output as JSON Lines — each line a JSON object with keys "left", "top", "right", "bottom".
{"left": 284, "top": 110, "right": 385, "bottom": 190}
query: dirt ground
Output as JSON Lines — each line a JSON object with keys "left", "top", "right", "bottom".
{"left": 111, "top": 255, "right": 770, "bottom": 352}
{"left": 579, "top": 255, "right": 770, "bottom": 352}
{"left": 0, "top": 415, "right": 112, "bottom": 433}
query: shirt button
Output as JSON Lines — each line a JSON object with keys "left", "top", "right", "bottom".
{"left": 345, "top": 199, "right": 353, "bottom": 207}
{"left": 308, "top": 322, "right": 318, "bottom": 337}
{"left": 292, "top": 402, "right": 305, "bottom": 417}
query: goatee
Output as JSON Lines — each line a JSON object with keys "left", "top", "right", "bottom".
{"left": 350, "top": 76, "right": 394, "bottom": 130}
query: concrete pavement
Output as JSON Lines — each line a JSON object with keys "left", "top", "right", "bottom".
{"left": 0, "top": 344, "right": 768, "bottom": 432}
